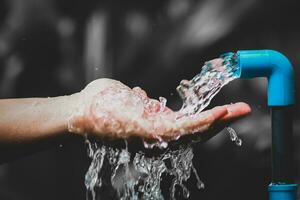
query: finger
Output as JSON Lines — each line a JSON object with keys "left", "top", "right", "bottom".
{"left": 132, "top": 87, "right": 148, "bottom": 100}
{"left": 221, "top": 102, "right": 251, "bottom": 122}
{"left": 194, "top": 102, "right": 251, "bottom": 142}
{"left": 169, "top": 102, "right": 251, "bottom": 142}
{"left": 176, "top": 106, "right": 228, "bottom": 135}
{"left": 132, "top": 87, "right": 162, "bottom": 113}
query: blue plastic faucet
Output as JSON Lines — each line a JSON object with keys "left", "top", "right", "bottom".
{"left": 235, "top": 50, "right": 297, "bottom": 200}
{"left": 237, "top": 50, "right": 295, "bottom": 106}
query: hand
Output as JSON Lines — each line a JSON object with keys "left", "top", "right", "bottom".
{"left": 68, "top": 79, "right": 251, "bottom": 142}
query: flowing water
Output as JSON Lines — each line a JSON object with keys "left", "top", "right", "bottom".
{"left": 85, "top": 52, "right": 242, "bottom": 200}
{"left": 85, "top": 140, "right": 204, "bottom": 200}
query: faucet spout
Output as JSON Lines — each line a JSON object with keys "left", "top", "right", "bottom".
{"left": 236, "top": 50, "right": 295, "bottom": 106}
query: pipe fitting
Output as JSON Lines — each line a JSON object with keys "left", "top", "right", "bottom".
{"left": 236, "top": 50, "right": 295, "bottom": 106}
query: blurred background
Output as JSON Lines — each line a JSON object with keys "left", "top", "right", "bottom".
{"left": 0, "top": 0, "right": 299, "bottom": 199}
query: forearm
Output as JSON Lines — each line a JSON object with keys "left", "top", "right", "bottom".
{"left": 0, "top": 94, "right": 79, "bottom": 162}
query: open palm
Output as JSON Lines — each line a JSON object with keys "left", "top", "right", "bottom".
{"left": 68, "top": 79, "right": 251, "bottom": 143}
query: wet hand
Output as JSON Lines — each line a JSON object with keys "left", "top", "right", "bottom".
{"left": 68, "top": 79, "right": 251, "bottom": 142}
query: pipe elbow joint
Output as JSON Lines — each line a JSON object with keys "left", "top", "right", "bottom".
{"left": 237, "top": 50, "right": 295, "bottom": 106}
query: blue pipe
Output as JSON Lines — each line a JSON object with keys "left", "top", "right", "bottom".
{"left": 269, "top": 184, "right": 298, "bottom": 200}
{"left": 234, "top": 50, "right": 297, "bottom": 200}
{"left": 236, "top": 50, "right": 295, "bottom": 106}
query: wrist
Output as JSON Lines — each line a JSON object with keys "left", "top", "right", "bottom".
{"left": 65, "top": 91, "right": 89, "bottom": 136}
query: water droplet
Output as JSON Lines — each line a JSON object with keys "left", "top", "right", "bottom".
{"left": 159, "top": 96, "right": 167, "bottom": 112}
{"left": 226, "top": 127, "right": 242, "bottom": 146}
{"left": 183, "top": 187, "right": 190, "bottom": 198}
{"left": 235, "top": 138, "right": 242, "bottom": 146}
{"left": 197, "top": 182, "right": 205, "bottom": 189}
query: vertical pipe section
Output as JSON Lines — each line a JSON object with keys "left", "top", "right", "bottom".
{"left": 271, "top": 106, "right": 294, "bottom": 183}
{"left": 236, "top": 50, "right": 297, "bottom": 199}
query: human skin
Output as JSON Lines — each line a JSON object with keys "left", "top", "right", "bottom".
{"left": 0, "top": 78, "right": 251, "bottom": 163}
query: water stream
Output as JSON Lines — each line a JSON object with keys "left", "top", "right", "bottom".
{"left": 85, "top": 52, "right": 242, "bottom": 200}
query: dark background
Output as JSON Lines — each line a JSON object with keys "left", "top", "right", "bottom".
{"left": 0, "top": 0, "right": 299, "bottom": 199}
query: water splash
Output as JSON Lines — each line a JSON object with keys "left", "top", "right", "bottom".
{"left": 85, "top": 52, "right": 241, "bottom": 200}
{"left": 85, "top": 139, "right": 201, "bottom": 200}
{"left": 177, "top": 52, "right": 239, "bottom": 116}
